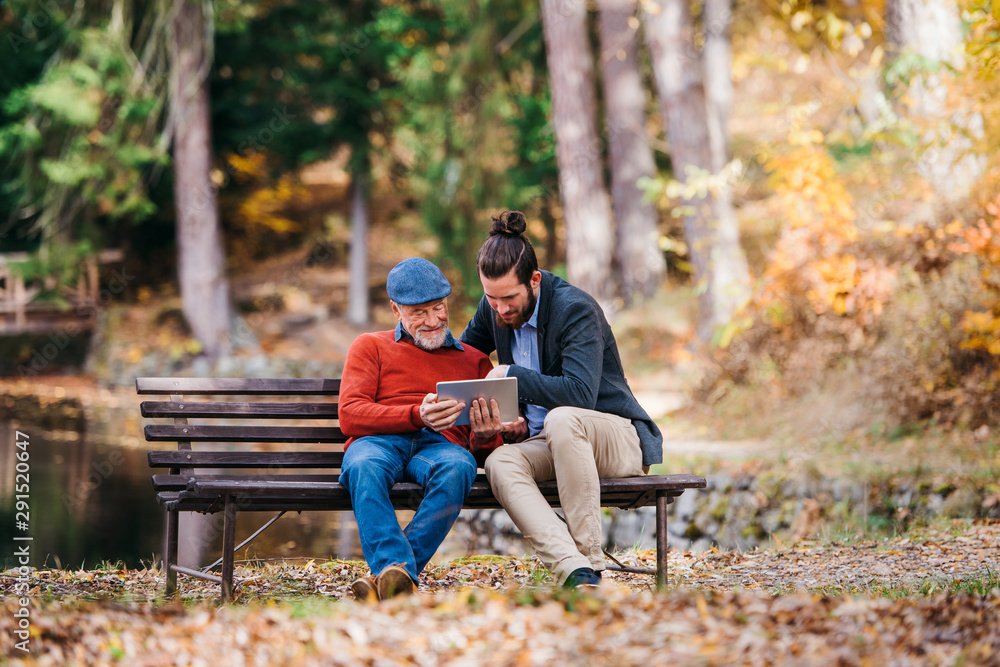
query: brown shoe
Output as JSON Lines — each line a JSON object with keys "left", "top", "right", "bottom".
{"left": 350, "top": 576, "right": 379, "bottom": 602}
{"left": 376, "top": 565, "right": 415, "bottom": 599}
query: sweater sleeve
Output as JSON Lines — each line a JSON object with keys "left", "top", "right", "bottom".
{"left": 339, "top": 335, "right": 424, "bottom": 437}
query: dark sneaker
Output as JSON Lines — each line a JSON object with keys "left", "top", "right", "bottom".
{"left": 350, "top": 576, "right": 379, "bottom": 602}
{"left": 376, "top": 565, "right": 416, "bottom": 599}
{"left": 563, "top": 567, "right": 603, "bottom": 589}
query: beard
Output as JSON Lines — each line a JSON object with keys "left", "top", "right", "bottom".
{"left": 412, "top": 326, "right": 448, "bottom": 351}
{"left": 494, "top": 288, "right": 537, "bottom": 330}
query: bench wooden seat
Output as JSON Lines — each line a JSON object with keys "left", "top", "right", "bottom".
{"left": 138, "top": 376, "right": 706, "bottom": 601}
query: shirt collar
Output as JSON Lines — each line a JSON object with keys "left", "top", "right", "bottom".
{"left": 394, "top": 322, "right": 464, "bottom": 350}
{"left": 524, "top": 284, "right": 541, "bottom": 329}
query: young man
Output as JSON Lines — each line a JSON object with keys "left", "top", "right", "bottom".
{"left": 460, "top": 211, "right": 664, "bottom": 588}
{"left": 339, "top": 257, "right": 511, "bottom": 601}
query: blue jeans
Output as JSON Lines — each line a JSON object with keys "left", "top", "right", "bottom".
{"left": 339, "top": 430, "right": 477, "bottom": 582}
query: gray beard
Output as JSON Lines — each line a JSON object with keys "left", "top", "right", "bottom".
{"left": 412, "top": 329, "right": 447, "bottom": 351}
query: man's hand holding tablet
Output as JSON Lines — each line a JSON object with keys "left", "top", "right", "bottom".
{"left": 436, "top": 377, "right": 523, "bottom": 443}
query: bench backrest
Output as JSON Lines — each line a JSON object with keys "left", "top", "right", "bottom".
{"left": 138, "top": 376, "right": 707, "bottom": 513}
{"left": 137, "top": 377, "right": 347, "bottom": 474}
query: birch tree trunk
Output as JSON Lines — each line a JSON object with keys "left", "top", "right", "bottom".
{"left": 347, "top": 169, "right": 369, "bottom": 327}
{"left": 644, "top": 0, "right": 749, "bottom": 341}
{"left": 886, "top": 0, "right": 962, "bottom": 64}
{"left": 540, "top": 0, "right": 615, "bottom": 308}
{"left": 598, "top": 0, "right": 664, "bottom": 303}
{"left": 170, "top": 0, "right": 232, "bottom": 358}
{"left": 885, "top": 0, "right": 983, "bottom": 202}
{"left": 702, "top": 0, "right": 732, "bottom": 172}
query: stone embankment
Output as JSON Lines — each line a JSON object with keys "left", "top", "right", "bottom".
{"left": 449, "top": 463, "right": 1000, "bottom": 556}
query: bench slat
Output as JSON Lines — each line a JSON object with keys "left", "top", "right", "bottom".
{"left": 161, "top": 495, "right": 351, "bottom": 513}
{"left": 158, "top": 484, "right": 686, "bottom": 513}
{"left": 188, "top": 474, "right": 704, "bottom": 497}
{"left": 145, "top": 424, "right": 348, "bottom": 443}
{"left": 149, "top": 451, "right": 346, "bottom": 468}
{"left": 152, "top": 473, "right": 345, "bottom": 491}
{"left": 136, "top": 377, "right": 341, "bottom": 395}
{"left": 141, "top": 401, "right": 339, "bottom": 419}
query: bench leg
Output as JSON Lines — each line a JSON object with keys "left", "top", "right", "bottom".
{"left": 656, "top": 492, "right": 669, "bottom": 588}
{"left": 165, "top": 509, "right": 179, "bottom": 597}
{"left": 221, "top": 495, "right": 237, "bottom": 602}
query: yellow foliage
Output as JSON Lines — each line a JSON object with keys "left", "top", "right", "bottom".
{"left": 224, "top": 153, "right": 306, "bottom": 236}
{"left": 950, "top": 193, "right": 1000, "bottom": 356}
{"left": 962, "top": 3, "right": 1000, "bottom": 187}
{"left": 756, "top": 132, "right": 891, "bottom": 329}
{"left": 235, "top": 174, "right": 305, "bottom": 235}
{"left": 949, "top": 196, "right": 1000, "bottom": 269}
{"left": 227, "top": 152, "right": 268, "bottom": 184}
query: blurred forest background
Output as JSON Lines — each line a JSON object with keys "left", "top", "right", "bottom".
{"left": 2, "top": 0, "right": 1000, "bottom": 444}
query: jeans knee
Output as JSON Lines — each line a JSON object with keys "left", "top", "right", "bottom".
{"left": 339, "top": 459, "right": 385, "bottom": 492}
{"left": 449, "top": 454, "right": 477, "bottom": 488}
{"left": 339, "top": 458, "right": 360, "bottom": 488}
{"left": 340, "top": 445, "right": 395, "bottom": 490}
{"left": 427, "top": 448, "right": 476, "bottom": 487}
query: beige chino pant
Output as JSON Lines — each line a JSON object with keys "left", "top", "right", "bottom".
{"left": 484, "top": 406, "right": 645, "bottom": 584}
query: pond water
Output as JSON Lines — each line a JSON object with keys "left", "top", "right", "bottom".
{"left": 0, "top": 422, "right": 165, "bottom": 571}
{"left": 0, "top": 405, "right": 366, "bottom": 573}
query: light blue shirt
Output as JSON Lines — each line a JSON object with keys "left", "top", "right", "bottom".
{"left": 509, "top": 288, "right": 548, "bottom": 435}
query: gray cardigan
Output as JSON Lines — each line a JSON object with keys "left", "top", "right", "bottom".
{"left": 460, "top": 271, "right": 663, "bottom": 466}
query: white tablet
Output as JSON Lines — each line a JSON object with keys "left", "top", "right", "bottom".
{"left": 435, "top": 377, "right": 520, "bottom": 426}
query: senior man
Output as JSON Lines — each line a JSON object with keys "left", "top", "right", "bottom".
{"left": 338, "top": 257, "right": 513, "bottom": 601}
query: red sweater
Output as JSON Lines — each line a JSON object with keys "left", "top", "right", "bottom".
{"left": 339, "top": 330, "right": 503, "bottom": 464}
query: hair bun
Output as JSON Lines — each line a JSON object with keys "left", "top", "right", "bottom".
{"left": 490, "top": 210, "right": 527, "bottom": 237}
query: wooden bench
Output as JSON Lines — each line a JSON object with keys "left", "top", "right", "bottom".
{"left": 138, "top": 377, "right": 706, "bottom": 601}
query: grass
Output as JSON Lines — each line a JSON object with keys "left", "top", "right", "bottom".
{"left": 444, "top": 555, "right": 511, "bottom": 567}
{"left": 284, "top": 597, "right": 343, "bottom": 618}
{"left": 810, "top": 514, "right": 987, "bottom": 548}
{"left": 95, "top": 559, "right": 128, "bottom": 572}
{"left": 802, "top": 568, "right": 1000, "bottom": 600}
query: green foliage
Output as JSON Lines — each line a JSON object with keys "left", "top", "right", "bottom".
{"left": 393, "top": 0, "right": 557, "bottom": 294}
{"left": 0, "top": 0, "right": 69, "bottom": 251}
{"left": 0, "top": 2, "right": 169, "bottom": 259}
{"left": 7, "top": 239, "right": 94, "bottom": 306}
{"left": 209, "top": 1, "right": 425, "bottom": 260}
{"left": 211, "top": 1, "right": 409, "bottom": 167}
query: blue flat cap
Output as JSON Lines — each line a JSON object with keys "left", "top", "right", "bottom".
{"left": 386, "top": 257, "right": 452, "bottom": 305}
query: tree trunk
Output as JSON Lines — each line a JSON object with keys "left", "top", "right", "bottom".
{"left": 644, "top": 0, "right": 749, "bottom": 341}
{"left": 170, "top": 0, "right": 232, "bottom": 358}
{"left": 347, "top": 169, "right": 369, "bottom": 327}
{"left": 540, "top": 0, "right": 616, "bottom": 309}
{"left": 885, "top": 0, "right": 962, "bottom": 64}
{"left": 702, "top": 0, "right": 732, "bottom": 172}
{"left": 885, "top": 0, "right": 982, "bottom": 203}
{"left": 598, "top": 0, "right": 665, "bottom": 303}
